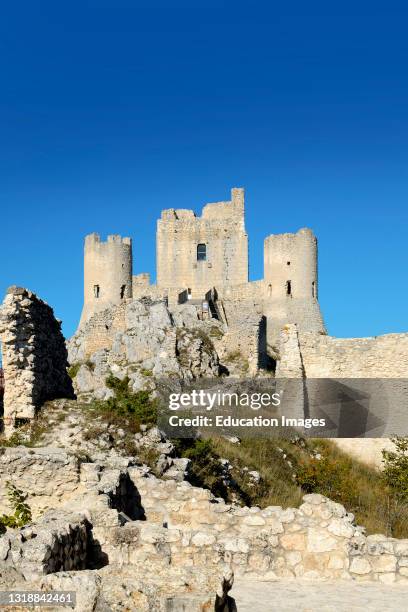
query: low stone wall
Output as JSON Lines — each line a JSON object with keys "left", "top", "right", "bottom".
{"left": 284, "top": 321, "right": 408, "bottom": 391}
{"left": 126, "top": 470, "right": 408, "bottom": 584}
{"left": 2, "top": 458, "right": 408, "bottom": 597}
{"left": 0, "top": 448, "right": 81, "bottom": 519}
{"left": 0, "top": 510, "right": 89, "bottom": 581}
{"left": 0, "top": 287, "right": 74, "bottom": 433}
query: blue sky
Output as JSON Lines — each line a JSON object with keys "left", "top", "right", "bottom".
{"left": 0, "top": 1, "right": 407, "bottom": 338}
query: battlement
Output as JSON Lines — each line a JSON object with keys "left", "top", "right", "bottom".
{"left": 85, "top": 233, "right": 132, "bottom": 247}
{"left": 264, "top": 227, "right": 316, "bottom": 245}
{"left": 160, "top": 188, "right": 245, "bottom": 223}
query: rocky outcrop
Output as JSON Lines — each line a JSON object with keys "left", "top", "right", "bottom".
{"left": 68, "top": 299, "right": 222, "bottom": 398}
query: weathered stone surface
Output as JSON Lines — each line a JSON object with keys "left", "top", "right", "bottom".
{"left": 350, "top": 557, "right": 372, "bottom": 575}
{"left": 307, "top": 528, "right": 338, "bottom": 553}
{"left": 0, "top": 287, "right": 74, "bottom": 434}
{"left": 0, "top": 447, "right": 80, "bottom": 519}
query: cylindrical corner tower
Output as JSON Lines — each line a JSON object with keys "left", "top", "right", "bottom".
{"left": 264, "top": 228, "right": 318, "bottom": 300}
{"left": 79, "top": 233, "right": 133, "bottom": 326}
{"left": 263, "top": 228, "right": 325, "bottom": 346}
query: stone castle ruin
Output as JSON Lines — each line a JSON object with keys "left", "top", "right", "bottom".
{"left": 79, "top": 187, "right": 325, "bottom": 353}
{"left": 2, "top": 187, "right": 408, "bottom": 609}
{"left": 1, "top": 186, "right": 407, "bottom": 456}
{"left": 0, "top": 287, "right": 74, "bottom": 435}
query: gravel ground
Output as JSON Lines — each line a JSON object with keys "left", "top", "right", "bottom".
{"left": 230, "top": 579, "right": 408, "bottom": 612}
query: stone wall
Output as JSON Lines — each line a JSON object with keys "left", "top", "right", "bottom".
{"left": 297, "top": 331, "right": 408, "bottom": 378}
{"left": 3, "top": 456, "right": 408, "bottom": 597}
{"left": 216, "top": 307, "right": 265, "bottom": 375}
{"left": 0, "top": 448, "right": 81, "bottom": 519}
{"left": 0, "top": 510, "right": 89, "bottom": 581}
{"left": 276, "top": 325, "right": 408, "bottom": 467}
{"left": 0, "top": 287, "right": 74, "bottom": 433}
{"left": 122, "top": 469, "right": 408, "bottom": 584}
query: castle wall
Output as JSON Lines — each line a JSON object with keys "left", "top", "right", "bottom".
{"left": 276, "top": 325, "right": 408, "bottom": 467}
{"left": 156, "top": 188, "right": 248, "bottom": 297}
{"left": 80, "top": 233, "right": 132, "bottom": 326}
{"left": 0, "top": 287, "right": 74, "bottom": 435}
{"left": 297, "top": 331, "right": 408, "bottom": 378}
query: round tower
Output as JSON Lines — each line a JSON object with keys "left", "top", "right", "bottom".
{"left": 264, "top": 228, "right": 318, "bottom": 300}
{"left": 79, "top": 233, "right": 133, "bottom": 326}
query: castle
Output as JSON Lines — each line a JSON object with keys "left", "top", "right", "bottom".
{"left": 79, "top": 187, "right": 326, "bottom": 351}
{"left": 1, "top": 187, "right": 408, "bottom": 458}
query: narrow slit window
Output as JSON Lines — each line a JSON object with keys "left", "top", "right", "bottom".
{"left": 268, "top": 284, "right": 272, "bottom": 297}
{"left": 94, "top": 285, "right": 100, "bottom": 298}
{"left": 312, "top": 281, "right": 315, "bottom": 298}
{"left": 120, "top": 284, "right": 126, "bottom": 299}
{"left": 286, "top": 280, "right": 292, "bottom": 296}
{"left": 197, "top": 243, "right": 207, "bottom": 261}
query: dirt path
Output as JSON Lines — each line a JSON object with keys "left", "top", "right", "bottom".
{"left": 231, "top": 579, "right": 408, "bottom": 611}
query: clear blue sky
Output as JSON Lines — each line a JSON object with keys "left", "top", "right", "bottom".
{"left": 1, "top": 1, "right": 407, "bottom": 339}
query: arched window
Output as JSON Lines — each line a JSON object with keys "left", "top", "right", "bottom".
{"left": 120, "top": 285, "right": 126, "bottom": 299}
{"left": 94, "top": 285, "right": 100, "bottom": 298}
{"left": 197, "top": 243, "right": 207, "bottom": 261}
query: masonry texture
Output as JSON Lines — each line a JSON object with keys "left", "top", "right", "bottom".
{"left": 0, "top": 287, "right": 73, "bottom": 433}
{"left": 79, "top": 187, "right": 326, "bottom": 351}
{"left": 80, "top": 233, "right": 132, "bottom": 326}
{"left": 3, "top": 450, "right": 408, "bottom": 594}
{"left": 276, "top": 324, "right": 408, "bottom": 465}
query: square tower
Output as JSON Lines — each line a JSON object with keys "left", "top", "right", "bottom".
{"left": 156, "top": 188, "right": 248, "bottom": 298}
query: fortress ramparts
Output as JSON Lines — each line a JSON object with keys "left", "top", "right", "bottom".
{"left": 79, "top": 187, "right": 325, "bottom": 350}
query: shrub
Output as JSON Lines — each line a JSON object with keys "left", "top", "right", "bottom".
{"left": 67, "top": 363, "right": 81, "bottom": 379}
{"left": 383, "top": 437, "right": 408, "bottom": 502}
{"left": 173, "top": 438, "right": 228, "bottom": 499}
{"left": 0, "top": 482, "right": 32, "bottom": 535}
{"left": 68, "top": 361, "right": 94, "bottom": 379}
{"left": 208, "top": 326, "right": 224, "bottom": 340}
{"left": 86, "top": 375, "right": 158, "bottom": 434}
{"left": 140, "top": 368, "right": 153, "bottom": 377}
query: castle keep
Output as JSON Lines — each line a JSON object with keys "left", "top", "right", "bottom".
{"left": 79, "top": 187, "right": 325, "bottom": 349}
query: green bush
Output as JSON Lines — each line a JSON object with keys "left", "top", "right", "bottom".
{"left": 67, "top": 363, "right": 81, "bottom": 379}
{"left": 86, "top": 375, "right": 158, "bottom": 434}
{"left": 0, "top": 482, "right": 32, "bottom": 535}
{"left": 68, "top": 360, "right": 94, "bottom": 379}
{"left": 173, "top": 438, "right": 228, "bottom": 499}
{"left": 383, "top": 437, "right": 408, "bottom": 502}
